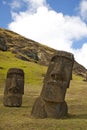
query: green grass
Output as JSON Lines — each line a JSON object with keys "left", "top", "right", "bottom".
{"left": 0, "top": 51, "right": 47, "bottom": 85}
{"left": 0, "top": 51, "right": 87, "bottom": 130}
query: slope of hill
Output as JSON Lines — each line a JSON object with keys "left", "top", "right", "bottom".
{"left": 0, "top": 28, "right": 86, "bottom": 78}
{"left": 0, "top": 28, "right": 55, "bottom": 65}
{"left": 0, "top": 51, "right": 47, "bottom": 85}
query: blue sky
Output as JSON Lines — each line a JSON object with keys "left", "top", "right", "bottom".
{"left": 47, "top": 0, "right": 80, "bottom": 15}
{"left": 0, "top": 0, "right": 81, "bottom": 28}
{"left": 0, "top": 0, "right": 87, "bottom": 68}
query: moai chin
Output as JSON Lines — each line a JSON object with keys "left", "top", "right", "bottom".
{"left": 31, "top": 51, "right": 74, "bottom": 118}
{"left": 3, "top": 68, "right": 24, "bottom": 107}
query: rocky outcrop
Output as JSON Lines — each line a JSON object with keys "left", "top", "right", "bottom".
{"left": 73, "top": 61, "right": 87, "bottom": 77}
{"left": 0, "top": 28, "right": 55, "bottom": 64}
{"left": 0, "top": 36, "right": 7, "bottom": 51}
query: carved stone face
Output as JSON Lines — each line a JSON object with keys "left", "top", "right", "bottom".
{"left": 41, "top": 51, "right": 74, "bottom": 103}
{"left": 5, "top": 68, "right": 24, "bottom": 95}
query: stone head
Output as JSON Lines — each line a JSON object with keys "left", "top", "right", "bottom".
{"left": 41, "top": 51, "right": 74, "bottom": 103}
{"left": 4, "top": 68, "right": 24, "bottom": 95}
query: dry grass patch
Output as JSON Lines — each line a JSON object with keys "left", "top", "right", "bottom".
{"left": 0, "top": 79, "right": 87, "bottom": 130}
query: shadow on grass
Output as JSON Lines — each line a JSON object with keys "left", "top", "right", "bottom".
{"left": 68, "top": 113, "right": 87, "bottom": 119}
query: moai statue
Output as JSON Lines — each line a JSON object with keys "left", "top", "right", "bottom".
{"left": 31, "top": 51, "right": 74, "bottom": 118}
{"left": 3, "top": 68, "right": 24, "bottom": 107}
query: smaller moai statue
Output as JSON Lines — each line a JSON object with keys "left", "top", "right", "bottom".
{"left": 31, "top": 51, "right": 74, "bottom": 118}
{"left": 3, "top": 68, "right": 24, "bottom": 107}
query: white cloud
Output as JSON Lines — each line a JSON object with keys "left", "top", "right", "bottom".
{"left": 26, "top": 0, "right": 47, "bottom": 9}
{"left": 79, "top": 0, "right": 87, "bottom": 20}
{"left": 8, "top": 0, "right": 87, "bottom": 68}
{"left": 74, "top": 43, "right": 87, "bottom": 68}
{"left": 10, "top": 0, "right": 22, "bottom": 10}
{"left": 10, "top": 0, "right": 48, "bottom": 12}
{"left": 2, "top": 0, "right": 7, "bottom": 5}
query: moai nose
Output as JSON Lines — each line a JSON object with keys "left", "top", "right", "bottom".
{"left": 51, "top": 62, "right": 63, "bottom": 80}
{"left": 11, "top": 77, "right": 17, "bottom": 88}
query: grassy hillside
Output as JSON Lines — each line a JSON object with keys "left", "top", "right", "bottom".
{"left": 0, "top": 50, "right": 87, "bottom": 130}
{"left": 0, "top": 28, "right": 86, "bottom": 76}
{"left": 0, "top": 28, "right": 55, "bottom": 65}
{"left": 0, "top": 51, "right": 47, "bottom": 85}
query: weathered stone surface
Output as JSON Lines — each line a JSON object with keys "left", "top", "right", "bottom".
{"left": 45, "top": 101, "right": 68, "bottom": 118}
{"left": 31, "top": 51, "right": 74, "bottom": 118}
{"left": 31, "top": 97, "right": 68, "bottom": 119}
{"left": 3, "top": 94, "right": 22, "bottom": 107}
{"left": 86, "top": 72, "right": 87, "bottom": 81}
{"left": 41, "top": 51, "right": 74, "bottom": 102}
{"left": 73, "top": 61, "right": 86, "bottom": 77}
{"left": 31, "top": 97, "right": 47, "bottom": 118}
{"left": 3, "top": 68, "right": 24, "bottom": 107}
{"left": 83, "top": 71, "right": 87, "bottom": 81}
{"left": 0, "top": 36, "right": 7, "bottom": 51}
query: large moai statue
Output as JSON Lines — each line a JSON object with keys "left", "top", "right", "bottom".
{"left": 3, "top": 68, "right": 24, "bottom": 107}
{"left": 31, "top": 51, "right": 74, "bottom": 118}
